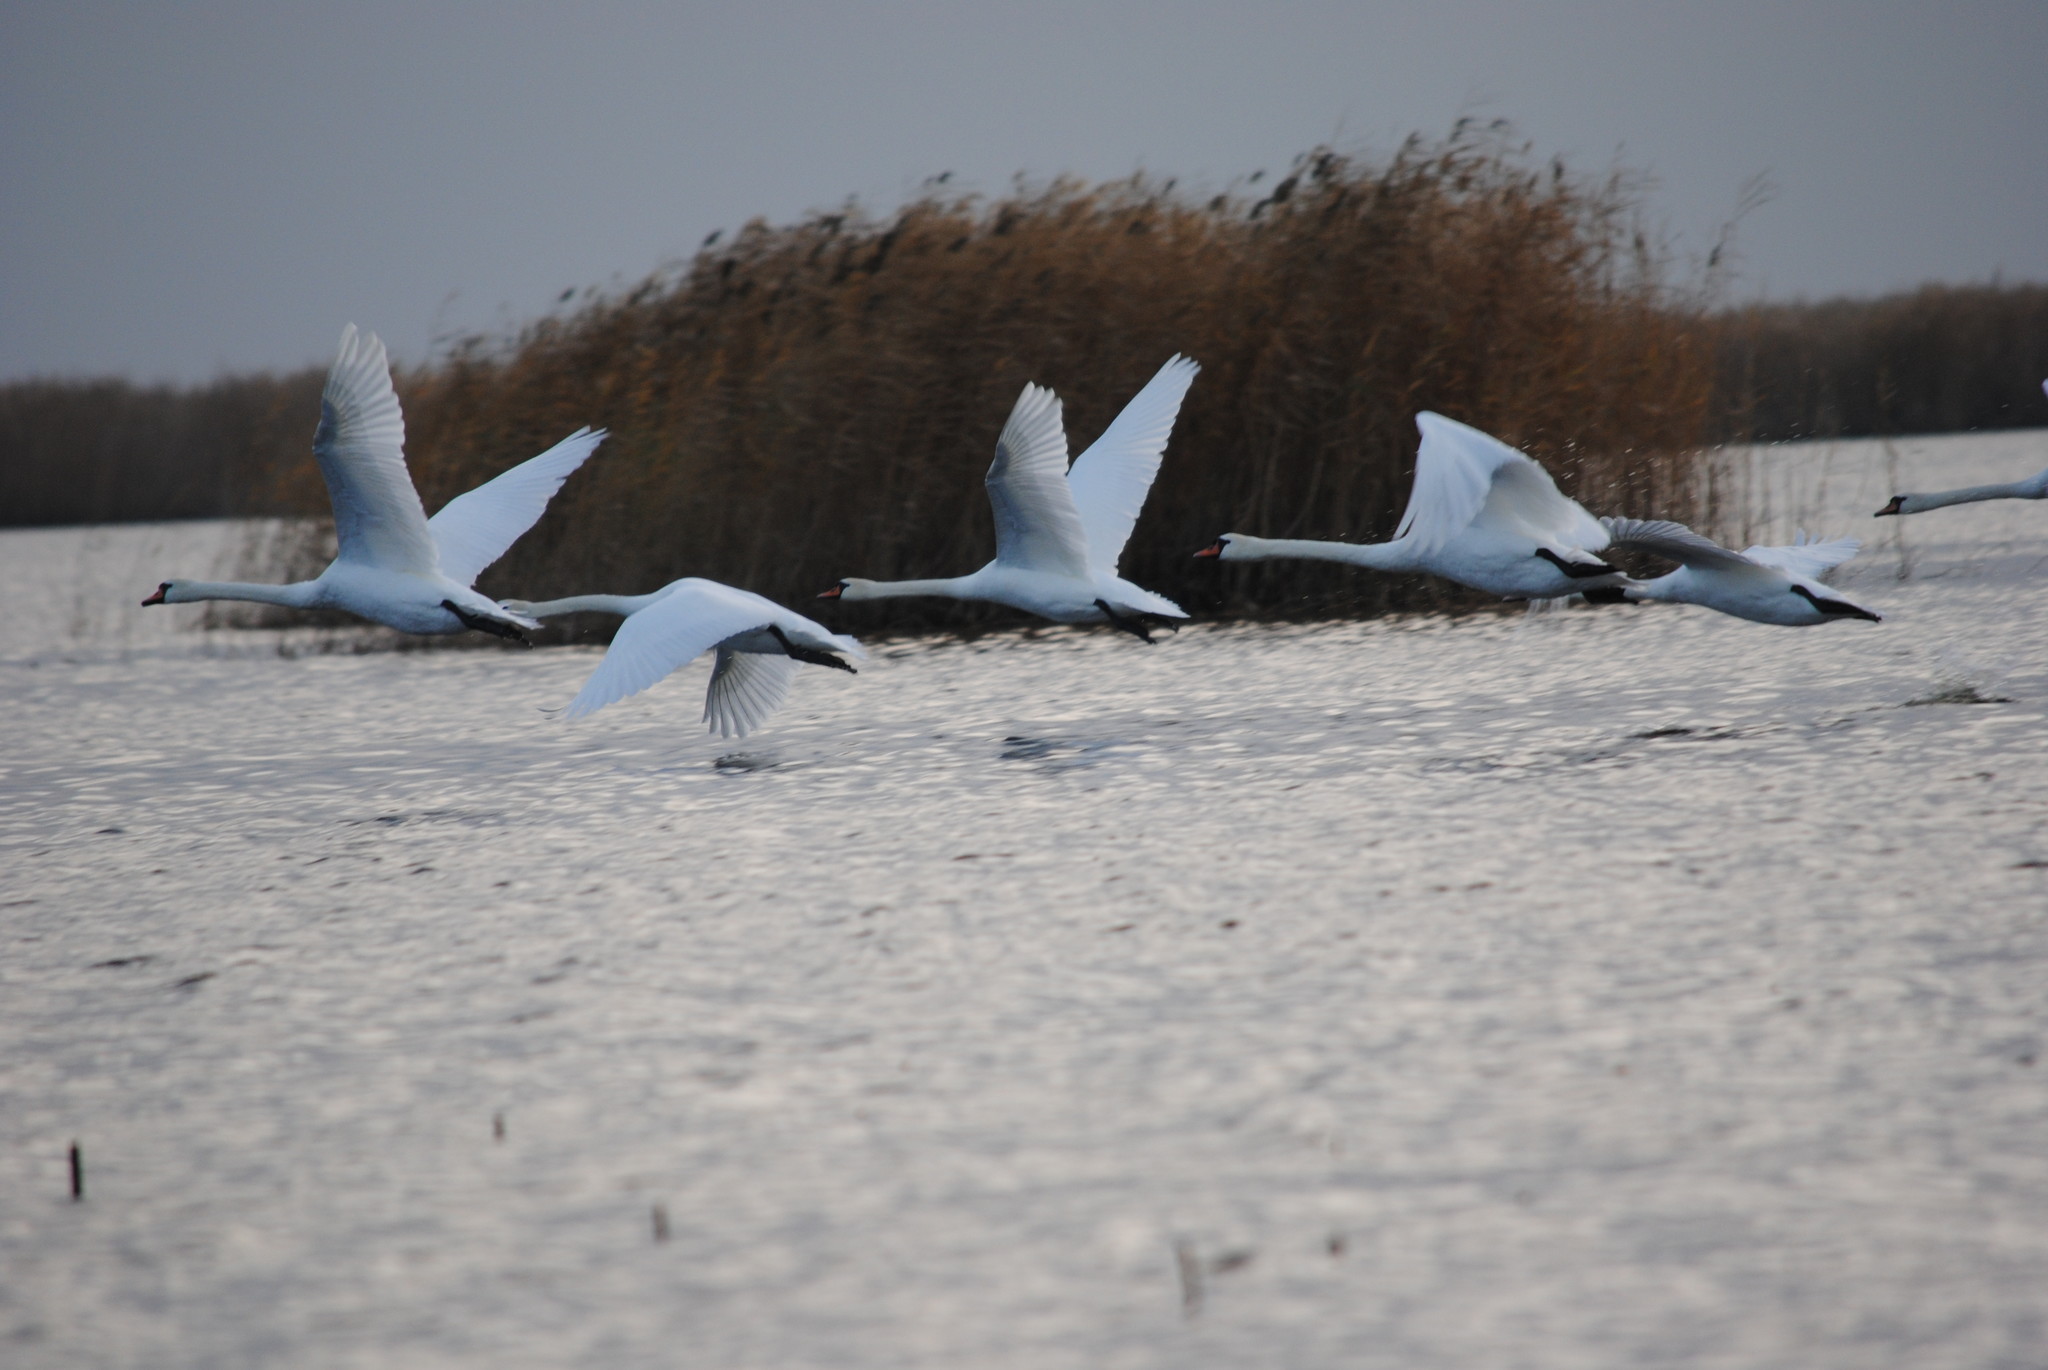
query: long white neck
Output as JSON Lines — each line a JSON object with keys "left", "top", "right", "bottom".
{"left": 511, "top": 591, "right": 667, "bottom": 619}
{"left": 1902, "top": 476, "right": 2048, "bottom": 512}
{"left": 1219, "top": 534, "right": 1418, "bottom": 572}
{"left": 165, "top": 580, "right": 322, "bottom": 609}
{"left": 837, "top": 576, "right": 979, "bottom": 602}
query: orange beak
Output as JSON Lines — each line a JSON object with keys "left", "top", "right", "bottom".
{"left": 140, "top": 586, "right": 168, "bottom": 606}
{"left": 816, "top": 584, "right": 844, "bottom": 600}
{"left": 1192, "top": 541, "right": 1225, "bottom": 559}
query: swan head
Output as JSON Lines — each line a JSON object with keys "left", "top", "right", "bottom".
{"left": 1874, "top": 495, "right": 1910, "bottom": 517}
{"left": 497, "top": 598, "right": 536, "bottom": 614}
{"left": 1193, "top": 534, "right": 1259, "bottom": 561}
{"left": 140, "top": 580, "right": 181, "bottom": 606}
{"left": 818, "top": 578, "right": 875, "bottom": 601}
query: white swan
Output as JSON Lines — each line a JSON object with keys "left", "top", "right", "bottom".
{"left": 1875, "top": 380, "right": 2048, "bottom": 516}
{"left": 1194, "top": 412, "right": 1620, "bottom": 598}
{"left": 819, "top": 356, "right": 1200, "bottom": 642}
{"left": 502, "top": 580, "right": 864, "bottom": 736}
{"left": 142, "top": 325, "right": 603, "bottom": 641}
{"left": 1592, "top": 518, "right": 1881, "bottom": 625}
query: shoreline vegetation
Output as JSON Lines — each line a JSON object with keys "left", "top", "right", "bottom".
{"left": 4, "top": 128, "right": 2043, "bottom": 632}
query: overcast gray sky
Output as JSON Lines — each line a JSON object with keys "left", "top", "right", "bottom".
{"left": 3, "top": 1, "right": 2044, "bottom": 384}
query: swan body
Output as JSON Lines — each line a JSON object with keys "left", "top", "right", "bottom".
{"left": 1195, "top": 412, "right": 1619, "bottom": 598}
{"left": 1876, "top": 380, "right": 2048, "bottom": 515}
{"left": 821, "top": 356, "right": 1199, "bottom": 641}
{"left": 503, "top": 579, "right": 864, "bottom": 736}
{"left": 1596, "top": 518, "right": 1881, "bottom": 625}
{"left": 142, "top": 325, "right": 603, "bottom": 640}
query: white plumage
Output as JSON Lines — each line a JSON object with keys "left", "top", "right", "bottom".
{"left": 823, "top": 356, "right": 1200, "bottom": 641}
{"left": 1198, "top": 412, "right": 1619, "bottom": 599}
{"left": 503, "top": 579, "right": 864, "bottom": 737}
{"left": 1598, "top": 518, "right": 1882, "bottom": 626}
{"left": 143, "top": 325, "right": 603, "bottom": 639}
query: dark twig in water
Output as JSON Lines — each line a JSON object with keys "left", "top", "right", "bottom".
{"left": 1175, "top": 1239, "right": 1203, "bottom": 1317}
{"left": 492, "top": 1112, "right": 505, "bottom": 1142}
{"left": 652, "top": 1204, "right": 671, "bottom": 1243}
{"left": 69, "top": 1142, "right": 82, "bottom": 1201}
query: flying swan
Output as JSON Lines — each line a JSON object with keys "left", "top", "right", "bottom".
{"left": 1194, "top": 412, "right": 1620, "bottom": 599}
{"left": 1589, "top": 518, "right": 1881, "bottom": 625}
{"left": 500, "top": 581, "right": 864, "bottom": 737}
{"left": 142, "top": 325, "right": 603, "bottom": 640}
{"left": 1874, "top": 384, "right": 2048, "bottom": 516}
{"left": 819, "top": 356, "right": 1200, "bottom": 642}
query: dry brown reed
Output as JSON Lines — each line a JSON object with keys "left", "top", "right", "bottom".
{"left": 400, "top": 126, "right": 1713, "bottom": 631}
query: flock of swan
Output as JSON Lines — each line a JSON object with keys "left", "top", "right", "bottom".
{"left": 142, "top": 328, "right": 2048, "bottom": 739}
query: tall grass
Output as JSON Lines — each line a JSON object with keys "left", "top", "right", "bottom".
{"left": 3, "top": 127, "right": 1716, "bottom": 627}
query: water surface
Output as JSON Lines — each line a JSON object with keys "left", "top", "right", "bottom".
{"left": 5, "top": 432, "right": 2047, "bottom": 1367}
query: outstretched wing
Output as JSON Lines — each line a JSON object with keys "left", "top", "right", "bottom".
{"left": 561, "top": 582, "right": 779, "bottom": 721}
{"left": 1741, "top": 531, "right": 1860, "bottom": 581}
{"left": 704, "top": 651, "right": 804, "bottom": 739}
{"left": 1398, "top": 413, "right": 1605, "bottom": 553}
{"left": 429, "top": 427, "right": 606, "bottom": 587}
{"left": 312, "top": 325, "right": 438, "bottom": 573}
{"left": 985, "top": 383, "right": 1090, "bottom": 577}
{"left": 1065, "top": 355, "right": 1200, "bottom": 573}
{"left": 1601, "top": 516, "right": 1755, "bottom": 572}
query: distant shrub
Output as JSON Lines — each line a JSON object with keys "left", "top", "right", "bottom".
{"left": 1714, "top": 284, "right": 2048, "bottom": 441}
{"left": 0, "top": 371, "right": 322, "bottom": 527}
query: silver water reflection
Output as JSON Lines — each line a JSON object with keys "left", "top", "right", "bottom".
{"left": 4, "top": 432, "right": 2048, "bottom": 1367}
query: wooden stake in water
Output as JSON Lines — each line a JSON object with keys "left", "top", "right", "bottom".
{"left": 1175, "top": 1239, "right": 1203, "bottom": 1317}
{"left": 69, "top": 1142, "right": 82, "bottom": 1201}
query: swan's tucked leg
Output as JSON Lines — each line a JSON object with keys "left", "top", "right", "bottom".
{"left": 1533, "top": 548, "right": 1620, "bottom": 579}
{"left": 765, "top": 624, "right": 858, "bottom": 672}
{"left": 1093, "top": 599, "right": 1161, "bottom": 644}
{"left": 1788, "top": 586, "right": 1882, "bottom": 622}
{"left": 1579, "top": 586, "right": 1635, "bottom": 606}
{"left": 441, "top": 599, "right": 531, "bottom": 645}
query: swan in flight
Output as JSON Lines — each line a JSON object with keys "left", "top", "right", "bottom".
{"left": 1194, "top": 413, "right": 1619, "bottom": 599}
{"left": 1589, "top": 518, "right": 1881, "bottom": 625}
{"left": 819, "top": 356, "right": 1200, "bottom": 642}
{"left": 142, "top": 325, "right": 602, "bottom": 641}
{"left": 1874, "top": 379, "right": 2048, "bottom": 516}
{"left": 502, "top": 580, "right": 864, "bottom": 737}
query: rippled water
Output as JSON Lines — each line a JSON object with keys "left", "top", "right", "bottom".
{"left": 5, "top": 433, "right": 2048, "bottom": 1367}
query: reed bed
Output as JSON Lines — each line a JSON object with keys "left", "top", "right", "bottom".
{"left": 404, "top": 128, "right": 1712, "bottom": 630}
{"left": 5, "top": 127, "right": 1719, "bottom": 628}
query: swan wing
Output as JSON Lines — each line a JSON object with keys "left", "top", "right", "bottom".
{"left": 1482, "top": 453, "right": 1610, "bottom": 548}
{"left": 704, "top": 650, "right": 804, "bottom": 738}
{"left": 1400, "top": 413, "right": 1605, "bottom": 552}
{"left": 561, "top": 580, "right": 783, "bottom": 721}
{"left": 429, "top": 427, "right": 607, "bottom": 587}
{"left": 1740, "top": 531, "right": 1860, "bottom": 580}
{"left": 313, "top": 325, "right": 438, "bottom": 573}
{"left": 985, "top": 383, "right": 1090, "bottom": 577}
{"left": 1065, "top": 355, "right": 1200, "bottom": 572}
{"left": 1601, "top": 517, "right": 1755, "bottom": 572}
